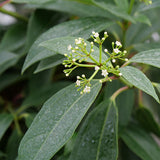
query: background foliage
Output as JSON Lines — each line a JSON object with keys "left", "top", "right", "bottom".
{"left": 0, "top": 0, "right": 160, "bottom": 160}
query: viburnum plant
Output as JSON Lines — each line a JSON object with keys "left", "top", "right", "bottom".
{"left": 1, "top": 0, "right": 160, "bottom": 160}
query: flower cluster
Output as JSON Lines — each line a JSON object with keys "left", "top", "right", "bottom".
{"left": 63, "top": 31, "right": 128, "bottom": 94}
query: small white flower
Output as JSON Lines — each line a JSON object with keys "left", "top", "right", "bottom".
{"left": 94, "top": 39, "right": 97, "bottom": 42}
{"left": 99, "top": 80, "right": 102, "bottom": 83}
{"left": 83, "top": 86, "right": 91, "bottom": 93}
{"left": 104, "top": 31, "right": 107, "bottom": 35}
{"left": 77, "top": 76, "right": 80, "bottom": 79}
{"left": 125, "top": 58, "right": 128, "bottom": 61}
{"left": 114, "top": 48, "right": 120, "bottom": 54}
{"left": 119, "top": 73, "right": 122, "bottom": 76}
{"left": 82, "top": 74, "right": 85, "bottom": 78}
{"left": 115, "top": 41, "right": 122, "bottom": 46}
{"left": 65, "top": 65, "right": 67, "bottom": 67}
{"left": 76, "top": 80, "right": 81, "bottom": 86}
{"left": 75, "top": 46, "right": 78, "bottom": 49}
{"left": 72, "top": 58, "right": 76, "bottom": 62}
{"left": 72, "top": 50, "right": 75, "bottom": 53}
{"left": 68, "top": 45, "right": 72, "bottom": 50}
{"left": 104, "top": 49, "right": 108, "bottom": 53}
{"left": 124, "top": 50, "right": 127, "bottom": 54}
{"left": 95, "top": 66, "right": 100, "bottom": 71}
{"left": 92, "top": 31, "right": 95, "bottom": 35}
{"left": 112, "top": 59, "right": 116, "bottom": 63}
{"left": 90, "top": 42, "right": 94, "bottom": 45}
{"left": 75, "top": 39, "right": 81, "bottom": 45}
{"left": 94, "top": 32, "right": 99, "bottom": 38}
{"left": 91, "top": 49, "right": 94, "bottom": 52}
{"left": 84, "top": 43, "right": 87, "bottom": 46}
{"left": 64, "top": 54, "right": 68, "bottom": 57}
{"left": 66, "top": 73, "right": 69, "bottom": 77}
{"left": 101, "top": 70, "right": 108, "bottom": 77}
{"left": 102, "top": 37, "right": 105, "bottom": 41}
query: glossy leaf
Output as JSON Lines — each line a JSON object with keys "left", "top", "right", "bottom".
{"left": 121, "top": 124, "right": 160, "bottom": 160}
{"left": 136, "top": 107, "right": 160, "bottom": 137}
{"left": 69, "top": 100, "right": 118, "bottom": 160}
{"left": 129, "top": 49, "right": 160, "bottom": 68}
{"left": 22, "top": 18, "right": 114, "bottom": 73}
{"left": 0, "top": 113, "right": 13, "bottom": 140}
{"left": 18, "top": 81, "right": 102, "bottom": 160}
{"left": 119, "top": 66, "right": 159, "bottom": 102}
{"left": 92, "top": 0, "right": 136, "bottom": 23}
{"left": 40, "top": 36, "right": 108, "bottom": 63}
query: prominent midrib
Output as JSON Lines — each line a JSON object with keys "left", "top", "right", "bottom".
{"left": 33, "top": 82, "right": 99, "bottom": 160}
{"left": 95, "top": 102, "right": 111, "bottom": 160}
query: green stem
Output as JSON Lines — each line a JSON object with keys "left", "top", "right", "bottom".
{"left": 8, "top": 105, "right": 22, "bottom": 136}
{"left": 0, "top": 7, "right": 28, "bottom": 22}
{"left": 99, "top": 44, "right": 102, "bottom": 64}
{"left": 111, "top": 86, "right": 129, "bottom": 101}
{"left": 74, "top": 62, "right": 96, "bottom": 68}
{"left": 89, "top": 70, "right": 99, "bottom": 81}
{"left": 88, "top": 55, "right": 99, "bottom": 65}
{"left": 128, "top": 0, "right": 135, "bottom": 14}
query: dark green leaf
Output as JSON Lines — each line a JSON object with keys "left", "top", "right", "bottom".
{"left": 6, "top": 130, "right": 22, "bottom": 160}
{"left": 129, "top": 49, "right": 160, "bottom": 68}
{"left": 0, "top": 51, "right": 19, "bottom": 75}
{"left": 136, "top": 107, "right": 160, "bottom": 137}
{"left": 92, "top": 0, "right": 136, "bottom": 23}
{"left": 0, "top": 113, "right": 13, "bottom": 140}
{"left": 18, "top": 81, "right": 101, "bottom": 160}
{"left": 22, "top": 18, "right": 114, "bottom": 73}
{"left": 69, "top": 100, "right": 118, "bottom": 160}
{"left": 121, "top": 124, "right": 160, "bottom": 160}
{"left": 12, "top": 0, "right": 52, "bottom": 4}
{"left": 119, "top": 66, "right": 159, "bottom": 102}
{"left": 133, "top": 13, "right": 151, "bottom": 26}
{"left": 25, "top": 10, "right": 66, "bottom": 52}
{"left": 40, "top": 36, "right": 108, "bottom": 63}
{"left": 0, "top": 24, "right": 26, "bottom": 51}
{"left": 114, "top": 0, "right": 129, "bottom": 11}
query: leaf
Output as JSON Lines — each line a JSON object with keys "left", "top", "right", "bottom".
{"left": 25, "top": 113, "right": 37, "bottom": 128}
{"left": 0, "top": 51, "right": 19, "bottom": 75}
{"left": 119, "top": 66, "right": 159, "bottom": 102}
{"left": 18, "top": 80, "right": 102, "bottom": 160}
{"left": 104, "top": 80, "right": 135, "bottom": 129}
{"left": 0, "top": 24, "right": 26, "bottom": 51}
{"left": 129, "top": 49, "right": 160, "bottom": 68}
{"left": 92, "top": 0, "right": 136, "bottom": 23}
{"left": 133, "top": 13, "right": 151, "bottom": 26}
{"left": 12, "top": 0, "right": 52, "bottom": 4}
{"left": 22, "top": 81, "right": 72, "bottom": 108}
{"left": 121, "top": 124, "right": 160, "bottom": 160}
{"left": 34, "top": 55, "right": 65, "bottom": 73}
{"left": 114, "top": 0, "right": 129, "bottom": 11}
{"left": 40, "top": 36, "right": 108, "bottom": 63}
{"left": 26, "top": 0, "right": 114, "bottom": 19}
{"left": 25, "top": 10, "right": 66, "bottom": 52}
{"left": 0, "top": 113, "right": 13, "bottom": 140}
{"left": 136, "top": 107, "right": 160, "bottom": 137}
{"left": 6, "top": 130, "right": 22, "bottom": 160}
{"left": 69, "top": 100, "right": 118, "bottom": 160}
{"left": 22, "top": 17, "right": 114, "bottom": 73}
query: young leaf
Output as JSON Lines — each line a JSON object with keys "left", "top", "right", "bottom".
{"left": 18, "top": 81, "right": 102, "bottom": 160}
{"left": 119, "top": 66, "right": 159, "bottom": 103}
{"left": 0, "top": 113, "right": 13, "bottom": 140}
{"left": 129, "top": 49, "right": 160, "bottom": 68}
{"left": 22, "top": 18, "right": 114, "bottom": 73}
{"left": 69, "top": 100, "right": 118, "bottom": 160}
{"left": 40, "top": 36, "right": 108, "bottom": 63}
{"left": 136, "top": 107, "right": 160, "bottom": 137}
{"left": 121, "top": 124, "right": 160, "bottom": 160}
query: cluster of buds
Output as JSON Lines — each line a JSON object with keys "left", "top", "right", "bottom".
{"left": 63, "top": 31, "right": 128, "bottom": 94}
